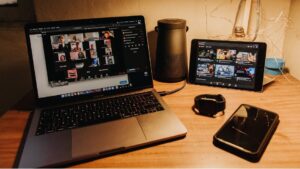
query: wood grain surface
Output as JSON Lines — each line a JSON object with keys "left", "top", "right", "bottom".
{"left": 0, "top": 74, "right": 299, "bottom": 168}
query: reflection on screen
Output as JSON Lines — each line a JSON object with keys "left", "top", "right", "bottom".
{"left": 216, "top": 105, "right": 277, "bottom": 152}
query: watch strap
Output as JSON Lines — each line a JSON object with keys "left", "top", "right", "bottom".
{"left": 193, "top": 94, "right": 226, "bottom": 117}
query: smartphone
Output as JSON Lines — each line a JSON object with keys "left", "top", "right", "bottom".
{"left": 213, "top": 104, "right": 279, "bottom": 162}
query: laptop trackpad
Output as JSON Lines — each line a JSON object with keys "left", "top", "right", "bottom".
{"left": 72, "top": 117, "right": 146, "bottom": 157}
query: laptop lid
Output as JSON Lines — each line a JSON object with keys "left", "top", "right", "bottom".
{"left": 25, "top": 16, "right": 153, "bottom": 106}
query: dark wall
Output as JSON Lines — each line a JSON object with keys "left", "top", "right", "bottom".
{"left": 0, "top": 0, "right": 35, "bottom": 116}
{"left": 0, "top": 0, "right": 35, "bottom": 22}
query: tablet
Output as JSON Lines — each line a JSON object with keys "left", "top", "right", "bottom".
{"left": 189, "top": 39, "right": 267, "bottom": 91}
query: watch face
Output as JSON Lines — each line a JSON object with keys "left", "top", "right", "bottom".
{"left": 194, "top": 94, "right": 226, "bottom": 117}
{"left": 197, "top": 99, "right": 217, "bottom": 115}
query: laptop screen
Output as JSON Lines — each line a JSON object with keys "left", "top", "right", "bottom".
{"left": 25, "top": 16, "right": 153, "bottom": 103}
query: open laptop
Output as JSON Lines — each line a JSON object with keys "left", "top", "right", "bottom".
{"left": 16, "top": 16, "right": 187, "bottom": 168}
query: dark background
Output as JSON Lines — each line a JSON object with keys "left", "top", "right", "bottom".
{"left": 0, "top": 0, "right": 35, "bottom": 116}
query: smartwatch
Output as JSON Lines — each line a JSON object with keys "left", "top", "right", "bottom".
{"left": 192, "top": 94, "right": 226, "bottom": 118}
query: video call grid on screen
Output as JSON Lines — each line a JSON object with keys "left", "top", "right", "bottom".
{"left": 195, "top": 41, "right": 259, "bottom": 89}
{"left": 29, "top": 33, "right": 128, "bottom": 99}
{"left": 48, "top": 31, "right": 119, "bottom": 87}
{"left": 28, "top": 17, "right": 151, "bottom": 99}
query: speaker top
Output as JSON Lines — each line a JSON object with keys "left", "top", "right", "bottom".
{"left": 157, "top": 18, "right": 186, "bottom": 30}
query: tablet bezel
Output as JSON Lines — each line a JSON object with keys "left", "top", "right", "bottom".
{"left": 189, "top": 39, "right": 267, "bottom": 92}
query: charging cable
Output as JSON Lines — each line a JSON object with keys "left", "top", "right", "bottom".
{"left": 158, "top": 81, "right": 187, "bottom": 96}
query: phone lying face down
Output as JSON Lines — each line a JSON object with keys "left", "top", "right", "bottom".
{"left": 213, "top": 104, "right": 279, "bottom": 162}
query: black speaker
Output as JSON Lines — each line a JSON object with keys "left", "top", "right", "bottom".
{"left": 155, "top": 18, "right": 188, "bottom": 82}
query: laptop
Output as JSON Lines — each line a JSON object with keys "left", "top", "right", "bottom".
{"left": 16, "top": 15, "right": 187, "bottom": 168}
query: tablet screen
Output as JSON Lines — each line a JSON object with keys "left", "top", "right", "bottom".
{"left": 189, "top": 39, "right": 266, "bottom": 91}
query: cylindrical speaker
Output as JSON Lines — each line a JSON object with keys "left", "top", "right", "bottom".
{"left": 155, "top": 18, "right": 188, "bottom": 82}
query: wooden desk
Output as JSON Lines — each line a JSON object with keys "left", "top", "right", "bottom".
{"left": 1, "top": 74, "right": 300, "bottom": 168}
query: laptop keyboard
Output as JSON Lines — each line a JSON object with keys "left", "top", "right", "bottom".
{"left": 35, "top": 92, "right": 164, "bottom": 136}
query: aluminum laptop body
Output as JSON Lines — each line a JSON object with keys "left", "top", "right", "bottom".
{"left": 15, "top": 15, "right": 187, "bottom": 168}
